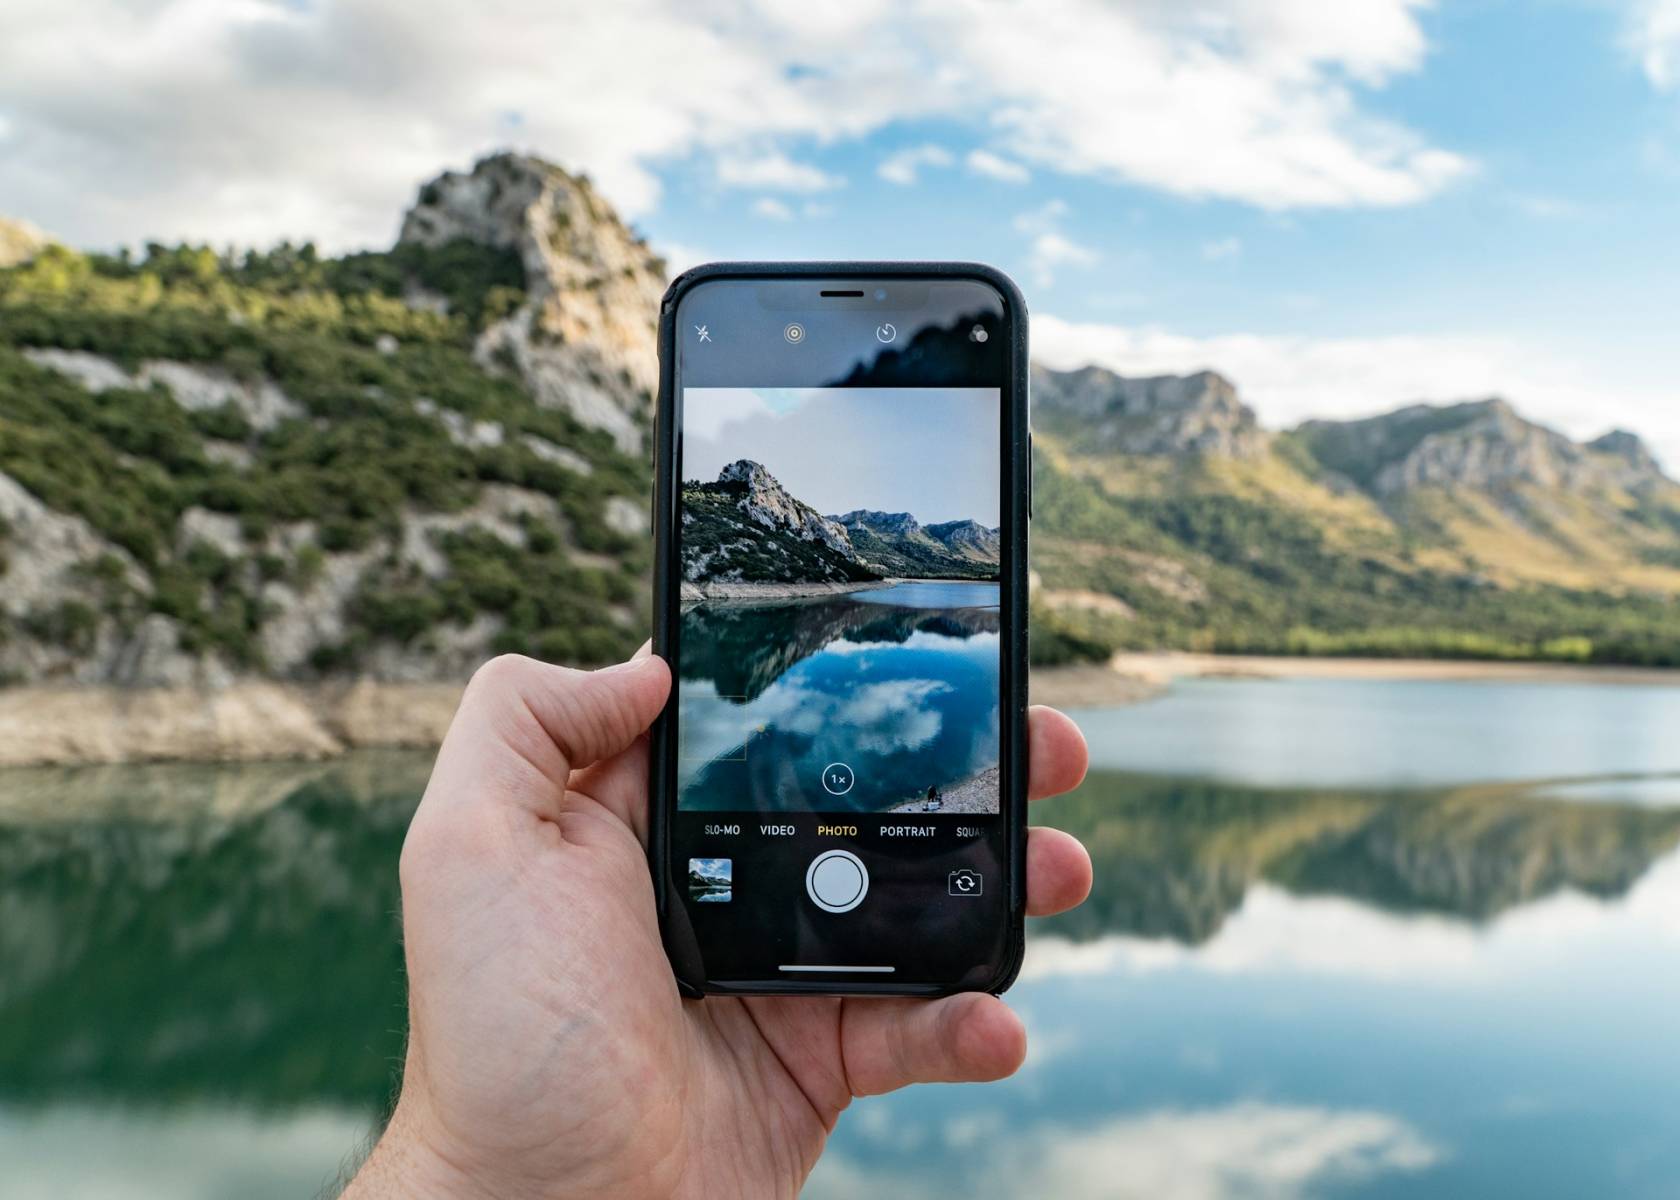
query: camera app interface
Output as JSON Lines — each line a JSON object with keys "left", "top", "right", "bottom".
{"left": 677, "top": 386, "right": 1001, "bottom": 817}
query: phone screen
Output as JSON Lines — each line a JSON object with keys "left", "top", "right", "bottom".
{"left": 657, "top": 273, "right": 1023, "bottom": 992}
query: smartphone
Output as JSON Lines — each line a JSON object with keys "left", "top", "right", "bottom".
{"left": 648, "top": 262, "right": 1029, "bottom": 996}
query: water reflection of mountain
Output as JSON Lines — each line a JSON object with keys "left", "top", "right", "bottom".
{"left": 1037, "top": 771, "right": 1680, "bottom": 945}
{"left": 681, "top": 596, "right": 998, "bottom": 703}
{"left": 0, "top": 756, "right": 421, "bottom": 1113}
{"left": 7, "top": 757, "right": 1680, "bottom": 1111}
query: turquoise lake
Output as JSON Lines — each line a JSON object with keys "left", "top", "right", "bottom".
{"left": 677, "top": 581, "right": 1002, "bottom": 813}
{"left": 3, "top": 675, "right": 1679, "bottom": 1197}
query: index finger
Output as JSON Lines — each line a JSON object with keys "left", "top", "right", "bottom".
{"left": 1027, "top": 705, "right": 1088, "bottom": 801}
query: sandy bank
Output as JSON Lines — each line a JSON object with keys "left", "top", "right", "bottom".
{"left": 1029, "top": 662, "right": 1166, "bottom": 708}
{"left": 0, "top": 680, "right": 464, "bottom": 769}
{"left": 1108, "top": 651, "right": 1680, "bottom": 688}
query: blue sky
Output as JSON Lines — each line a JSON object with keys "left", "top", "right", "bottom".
{"left": 685, "top": 388, "right": 1000, "bottom": 525}
{"left": 1, "top": 0, "right": 1676, "bottom": 458}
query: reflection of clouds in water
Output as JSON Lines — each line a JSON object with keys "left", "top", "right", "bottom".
{"left": 781, "top": 678, "right": 952, "bottom": 753}
{"left": 808, "top": 1103, "right": 1438, "bottom": 1200}
{"left": 0, "top": 1103, "right": 370, "bottom": 1200}
{"left": 678, "top": 676, "right": 952, "bottom": 783}
{"left": 1017, "top": 1104, "right": 1439, "bottom": 1200}
{"left": 1022, "top": 848, "right": 1680, "bottom": 985}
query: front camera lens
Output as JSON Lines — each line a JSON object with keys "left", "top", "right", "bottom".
{"left": 783, "top": 323, "right": 806, "bottom": 344}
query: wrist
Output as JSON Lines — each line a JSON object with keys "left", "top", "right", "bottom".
{"left": 341, "top": 1101, "right": 504, "bottom": 1200}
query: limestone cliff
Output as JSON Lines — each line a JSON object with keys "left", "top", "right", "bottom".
{"left": 400, "top": 153, "right": 667, "bottom": 452}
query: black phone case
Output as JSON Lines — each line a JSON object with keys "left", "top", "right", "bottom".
{"left": 648, "top": 261, "right": 1031, "bottom": 997}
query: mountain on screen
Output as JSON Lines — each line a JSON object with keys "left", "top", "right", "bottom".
{"left": 679, "top": 460, "right": 999, "bottom": 586}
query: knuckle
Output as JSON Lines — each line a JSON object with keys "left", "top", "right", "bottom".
{"left": 468, "top": 652, "right": 540, "bottom": 697}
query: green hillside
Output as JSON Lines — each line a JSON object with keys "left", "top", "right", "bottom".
{"left": 0, "top": 161, "right": 656, "bottom": 682}
{"left": 1031, "top": 408, "right": 1680, "bottom": 666}
{"left": 680, "top": 474, "right": 879, "bottom": 586}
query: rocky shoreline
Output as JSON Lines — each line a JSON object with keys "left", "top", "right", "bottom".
{"left": 887, "top": 765, "right": 1000, "bottom": 814}
{"left": 678, "top": 578, "right": 894, "bottom": 606}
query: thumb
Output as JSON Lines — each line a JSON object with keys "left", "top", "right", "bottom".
{"left": 840, "top": 993, "right": 1028, "bottom": 1097}
{"left": 427, "top": 653, "right": 671, "bottom": 823}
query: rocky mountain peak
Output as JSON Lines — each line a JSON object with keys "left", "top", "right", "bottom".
{"left": 401, "top": 153, "right": 667, "bottom": 452}
{"left": 717, "top": 457, "right": 778, "bottom": 491}
{"left": 1031, "top": 363, "right": 1269, "bottom": 459}
{"left": 924, "top": 519, "right": 1002, "bottom": 564}
{"left": 833, "top": 509, "right": 924, "bottom": 539}
{"left": 714, "top": 460, "right": 854, "bottom": 554}
{"left": 1589, "top": 429, "right": 1662, "bottom": 472}
{"left": 0, "top": 216, "right": 49, "bottom": 268}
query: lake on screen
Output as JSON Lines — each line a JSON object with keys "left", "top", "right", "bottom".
{"left": 4, "top": 674, "right": 1680, "bottom": 1198}
{"left": 676, "top": 581, "right": 1001, "bottom": 813}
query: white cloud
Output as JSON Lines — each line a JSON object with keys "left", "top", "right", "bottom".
{"left": 0, "top": 0, "right": 1466, "bottom": 251}
{"left": 751, "top": 197, "right": 795, "bottom": 222}
{"left": 1025, "top": 233, "right": 1100, "bottom": 285}
{"left": 1032, "top": 312, "right": 1680, "bottom": 469}
{"left": 716, "top": 150, "right": 842, "bottom": 192}
{"left": 657, "top": 240, "right": 711, "bottom": 280}
{"left": 877, "top": 143, "right": 954, "bottom": 185}
{"left": 931, "top": 0, "right": 1471, "bottom": 209}
{"left": 1627, "top": 0, "right": 1680, "bottom": 88}
{"left": 1014, "top": 201, "right": 1099, "bottom": 286}
{"left": 965, "top": 149, "right": 1030, "bottom": 183}
{"left": 1201, "top": 236, "right": 1243, "bottom": 261}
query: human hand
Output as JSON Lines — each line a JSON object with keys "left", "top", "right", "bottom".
{"left": 344, "top": 647, "right": 1091, "bottom": 1199}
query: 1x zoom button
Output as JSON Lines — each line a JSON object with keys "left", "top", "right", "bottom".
{"left": 806, "top": 849, "right": 868, "bottom": 914}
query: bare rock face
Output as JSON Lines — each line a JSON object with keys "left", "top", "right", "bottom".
{"left": 400, "top": 153, "right": 667, "bottom": 452}
{"left": 718, "top": 460, "right": 855, "bottom": 554}
{"left": 22, "top": 350, "right": 305, "bottom": 431}
{"left": 0, "top": 217, "right": 48, "bottom": 268}
{"left": 1032, "top": 364, "right": 1269, "bottom": 459}
{"left": 0, "top": 471, "right": 223, "bottom": 687}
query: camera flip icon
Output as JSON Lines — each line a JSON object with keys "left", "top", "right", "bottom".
{"left": 947, "top": 868, "right": 983, "bottom": 898}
